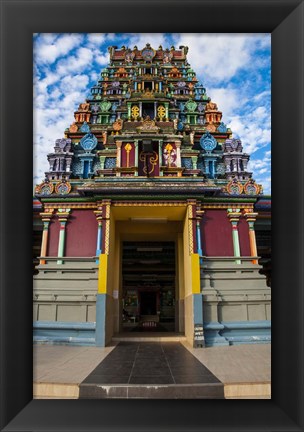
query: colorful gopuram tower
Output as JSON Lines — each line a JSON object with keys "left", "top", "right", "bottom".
{"left": 33, "top": 44, "right": 271, "bottom": 347}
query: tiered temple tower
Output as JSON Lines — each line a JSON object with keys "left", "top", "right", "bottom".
{"left": 34, "top": 44, "right": 271, "bottom": 347}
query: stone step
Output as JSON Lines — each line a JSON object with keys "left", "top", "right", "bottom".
{"left": 79, "top": 382, "right": 224, "bottom": 399}
{"left": 112, "top": 333, "right": 187, "bottom": 342}
{"left": 33, "top": 381, "right": 271, "bottom": 399}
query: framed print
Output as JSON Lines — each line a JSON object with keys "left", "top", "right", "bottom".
{"left": 1, "top": 0, "right": 303, "bottom": 431}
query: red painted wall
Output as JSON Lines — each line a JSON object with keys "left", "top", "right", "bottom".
{"left": 201, "top": 210, "right": 233, "bottom": 256}
{"left": 238, "top": 217, "right": 251, "bottom": 256}
{"left": 47, "top": 218, "right": 60, "bottom": 256}
{"left": 121, "top": 142, "right": 135, "bottom": 167}
{"left": 65, "top": 210, "right": 97, "bottom": 257}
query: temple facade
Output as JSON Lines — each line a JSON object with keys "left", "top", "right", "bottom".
{"left": 33, "top": 44, "right": 271, "bottom": 347}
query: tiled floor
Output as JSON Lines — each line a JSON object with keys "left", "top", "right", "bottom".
{"left": 79, "top": 342, "right": 224, "bottom": 398}
{"left": 33, "top": 344, "right": 116, "bottom": 384}
{"left": 184, "top": 342, "right": 271, "bottom": 383}
{"left": 33, "top": 342, "right": 271, "bottom": 399}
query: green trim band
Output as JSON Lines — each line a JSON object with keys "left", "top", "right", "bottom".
{"left": 40, "top": 196, "right": 258, "bottom": 203}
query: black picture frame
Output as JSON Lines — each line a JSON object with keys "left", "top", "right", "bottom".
{"left": 0, "top": 0, "right": 303, "bottom": 431}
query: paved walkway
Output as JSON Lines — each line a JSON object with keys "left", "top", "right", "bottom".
{"left": 79, "top": 342, "right": 224, "bottom": 399}
{"left": 33, "top": 342, "right": 271, "bottom": 399}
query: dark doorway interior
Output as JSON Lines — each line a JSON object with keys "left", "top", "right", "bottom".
{"left": 144, "top": 82, "right": 153, "bottom": 91}
{"left": 140, "top": 292, "right": 157, "bottom": 315}
{"left": 142, "top": 103, "right": 154, "bottom": 119}
{"left": 122, "top": 241, "right": 176, "bottom": 332}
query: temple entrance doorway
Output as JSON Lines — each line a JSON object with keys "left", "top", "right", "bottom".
{"left": 122, "top": 241, "right": 176, "bottom": 332}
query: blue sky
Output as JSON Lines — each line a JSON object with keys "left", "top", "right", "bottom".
{"left": 33, "top": 33, "right": 271, "bottom": 194}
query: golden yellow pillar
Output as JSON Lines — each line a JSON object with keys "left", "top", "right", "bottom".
{"left": 102, "top": 199, "right": 111, "bottom": 255}
{"left": 244, "top": 211, "right": 259, "bottom": 264}
{"left": 116, "top": 140, "right": 122, "bottom": 176}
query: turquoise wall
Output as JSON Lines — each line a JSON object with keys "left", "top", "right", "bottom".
{"left": 33, "top": 321, "right": 96, "bottom": 346}
{"left": 203, "top": 320, "right": 271, "bottom": 346}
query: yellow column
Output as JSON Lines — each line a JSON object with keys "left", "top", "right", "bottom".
{"left": 98, "top": 254, "right": 108, "bottom": 293}
{"left": 116, "top": 140, "right": 122, "bottom": 176}
{"left": 187, "top": 201, "right": 195, "bottom": 255}
{"left": 191, "top": 253, "right": 200, "bottom": 293}
{"left": 102, "top": 199, "right": 111, "bottom": 255}
{"left": 244, "top": 211, "right": 259, "bottom": 264}
{"left": 39, "top": 209, "right": 54, "bottom": 265}
{"left": 96, "top": 200, "right": 111, "bottom": 346}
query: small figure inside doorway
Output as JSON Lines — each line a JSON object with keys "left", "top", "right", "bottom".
{"left": 122, "top": 308, "right": 133, "bottom": 322}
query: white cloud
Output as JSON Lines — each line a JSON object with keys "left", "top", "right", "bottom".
{"left": 34, "top": 72, "right": 60, "bottom": 95}
{"left": 56, "top": 47, "right": 93, "bottom": 76}
{"left": 33, "top": 108, "right": 73, "bottom": 183}
{"left": 126, "top": 33, "right": 168, "bottom": 51}
{"left": 48, "top": 87, "right": 61, "bottom": 100}
{"left": 207, "top": 87, "right": 239, "bottom": 117}
{"left": 87, "top": 33, "right": 116, "bottom": 47}
{"left": 59, "top": 74, "right": 89, "bottom": 92}
{"left": 248, "top": 155, "right": 271, "bottom": 172}
{"left": 173, "top": 33, "right": 251, "bottom": 82}
{"left": 259, "top": 168, "right": 268, "bottom": 174}
{"left": 90, "top": 71, "right": 99, "bottom": 82}
{"left": 203, "top": 85, "right": 271, "bottom": 158}
{"left": 253, "top": 34, "right": 271, "bottom": 50}
{"left": 60, "top": 91, "right": 84, "bottom": 110}
{"left": 228, "top": 115, "right": 271, "bottom": 155}
{"left": 95, "top": 52, "right": 109, "bottom": 66}
{"left": 34, "top": 33, "right": 83, "bottom": 64}
{"left": 253, "top": 90, "right": 271, "bottom": 102}
{"left": 87, "top": 33, "right": 107, "bottom": 45}
{"left": 256, "top": 176, "right": 271, "bottom": 194}
{"left": 170, "top": 34, "right": 271, "bottom": 166}
{"left": 37, "top": 33, "right": 58, "bottom": 44}
{"left": 247, "top": 151, "right": 271, "bottom": 194}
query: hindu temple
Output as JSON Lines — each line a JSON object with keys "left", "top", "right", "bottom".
{"left": 33, "top": 44, "right": 271, "bottom": 347}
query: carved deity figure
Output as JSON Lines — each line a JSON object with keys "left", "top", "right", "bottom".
{"left": 102, "top": 131, "right": 108, "bottom": 145}
{"left": 206, "top": 101, "right": 218, "bottom": 111}
{"left": 163, "top": 49, "right": 172, "bottom": 64}
{"left": 125, "top": 49, "right": 135, "bottom": 63}
{"left": 69, "top": 122, "right": 78, "bottom": 133}
{"left": 113, "top": 118, "right": 123, "bottom": 131}
{"left": 189, "top": 130, "right": 195, "bottom": 145}
{"left": 173, "top": 118, "right": 178, "bottom": 131}
{"left": 206, "top": 124, "right": 216, "bottom": 132}
{"left": 163, "top": 143, "right": 177, "bottom": 167}
{"left": 79, "top": 103, "right": 90, "bottom": 111}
